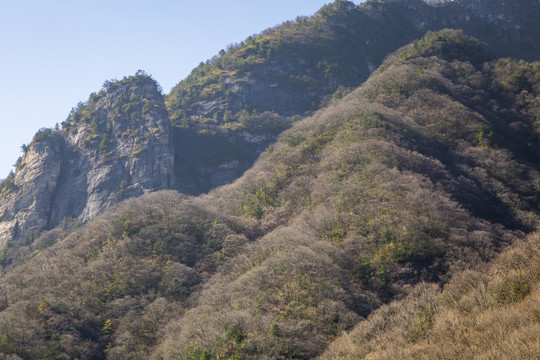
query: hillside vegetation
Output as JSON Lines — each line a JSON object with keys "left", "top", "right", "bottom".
{"left": 321, "top": 231, "right": 540, "bottom": 359}
{"left": 166, "top": 0, "right": 540, "bottom": 129}
{"left": 0, "top": 30, "right": 539, "bottom": 359}
{"left": 167, "top": 0, "right": 540, "bottom": 194}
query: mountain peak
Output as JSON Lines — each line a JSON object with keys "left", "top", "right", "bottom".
{"left": 398, "top": 29, "right": 491, "bottom": 66}
{"left": 0, "top": 71, "right": 174, "bottom": 250}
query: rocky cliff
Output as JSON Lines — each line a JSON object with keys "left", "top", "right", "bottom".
{"left": 165, "top": 0, "right": 540, "bottom": 195}
{"left": 2, "top": 0, "right": 540, "bottom": 249}
{"left": 460, "top": 0, "right": 540, "bottom": 24}
{"left": 167, "top": 0, "right": 540, "bottom": 125}
{"left": 0, "top": 73, "right": 175, "bottom": 249}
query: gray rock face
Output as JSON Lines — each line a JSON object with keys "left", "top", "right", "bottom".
{"left": 2, "top": 0, "right": 540, "bottom": 249}
{"left": 166, "top": 0, "right": 540, "bottom": 196}
{"left": 458, "top": 0, "right": 540, "bottom": 25}
{"left": 0, "top": 136, "right": 63, "bottom": 248}
{"left": 0, "top": 75, "right": 175, "bottom": 249}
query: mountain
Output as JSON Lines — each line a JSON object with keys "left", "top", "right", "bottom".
{"left": 1, "top": 0, "right": 540, "bottom": 253}
{"left": 167, "top": 0, "right": 540, "bottom": 193}
{"left": 168, "top": 0, "right": 540, "bottom": 125}
{"left": 0, "top": 28, "right": 539, "bottom": 359}
{"left": 0, "top": 74, "right": 175, "bottom": 251}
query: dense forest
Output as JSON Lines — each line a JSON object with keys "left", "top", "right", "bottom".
{"left": 0, "top": 26, "right": 539, "bottom": 359}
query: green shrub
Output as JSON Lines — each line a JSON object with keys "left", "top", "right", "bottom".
{"left": 493, "top": 276, "right": 531, "bottom": 304}
{"left": 33, "top": 128, "right": 53, "bottom": 142}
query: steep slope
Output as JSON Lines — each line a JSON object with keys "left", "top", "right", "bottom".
{"left": 320, "top": 231, "right": 540, "bottom": 360}
{"left": 167, "top": 0, "right": 540, "bottom": 123}
{"left": 2, "top": 0, "right": 540, "bottom": 251}
{"left": 152, "top": 30, "right": 540, "bottom": 359}
{"left": 0, "top": 31, "right": 539, "bottom": 359}
{"left": 0, "top": 73, "right": 175, "bottom": 252}
{"left": 166, "top": 0, "right": 540, "bottom": 194}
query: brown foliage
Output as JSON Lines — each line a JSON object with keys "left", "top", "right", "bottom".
{"left": 1, "top": 30, "right": 540, "bottom": 359}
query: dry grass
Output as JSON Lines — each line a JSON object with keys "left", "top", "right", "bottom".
{"left": 320, "top": 231, "right": 540, "bottom": 360}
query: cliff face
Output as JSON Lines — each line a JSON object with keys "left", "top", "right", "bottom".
{"left": 2, "top": 0, "right": 540, "bottom": 248}
{"left": 0, "top": 74, "right": 175, "bottom": 249}
{"left": 459, "top": 0, "right": 540, "bottom": 24}
{"left": 167, "top": 0, "right": 540, "bottom": 125}
{"left": 165, "top": 0, "right": 540, "bottom": 196}
{"left": 0, "top": 136, "right": 63, "bottom": 247}
{"left": 456, "top": 0, "right": 540, "bottom": 59}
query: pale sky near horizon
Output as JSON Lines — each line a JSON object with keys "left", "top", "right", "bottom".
{"left": 0, "top": 0, "right": 362, "bottom": 179}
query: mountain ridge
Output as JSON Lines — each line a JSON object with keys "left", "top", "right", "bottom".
{"left": 1, "top": 28, "right": 538, "bottom": 359}
{"left": 2, "top": 0, "right": 540, "bottom": 251}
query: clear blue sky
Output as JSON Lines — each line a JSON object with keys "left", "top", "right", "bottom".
{"left": 0, "top": 0, "right": 362, "bottom": 179}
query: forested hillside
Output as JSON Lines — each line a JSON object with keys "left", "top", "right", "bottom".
{"left": 0, "top": 30, "right": 539, "bottom": 359}
{"left": 321, "top": 231, "right": 540, "bottom": 359}
{"left": 2, "top": 0, "right": 540, "bottom": 251}
{"left": 167, "top": 0, "right": 540, "bottom": 194}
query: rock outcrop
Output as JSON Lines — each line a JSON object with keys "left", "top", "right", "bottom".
{"left": 0, "top": 74, "right": 175, "bottom": 249}
{"left": 168, "top": 0, "right": 540, "bottom": 125}
{"left": 165, "top": 0, "right": 540, "bottom": 194}
{"left": 2, "top": 0, "right": 540, "bottom": 248}
{"left": 459, "top": 0, "right": 540, "bottom": 25}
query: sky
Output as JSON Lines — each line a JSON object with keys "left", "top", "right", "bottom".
{"left": 0, "top": 0, "right": 363, "bottom": 179}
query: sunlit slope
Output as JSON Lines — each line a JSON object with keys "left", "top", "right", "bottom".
{"left": 0, "top": 30, "right": 539, "bottom": 359}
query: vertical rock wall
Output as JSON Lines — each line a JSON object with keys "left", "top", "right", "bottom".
{"left": 0, "top": 75, "right": 175, "bottom": 249}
